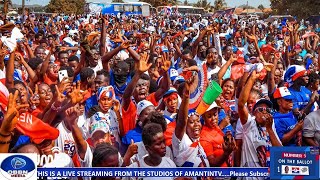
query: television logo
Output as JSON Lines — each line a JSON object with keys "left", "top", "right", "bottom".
{"left": 0, "top": 153, "right": 37, "bottom": 180}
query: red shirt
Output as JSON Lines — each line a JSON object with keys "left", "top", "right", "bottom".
{"left": 200, "top": 125, "right": 227, "bottom": 167}
{"left": 121, "top": 92, "right": 158, "bottom": 134}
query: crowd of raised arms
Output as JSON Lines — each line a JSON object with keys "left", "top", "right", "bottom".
{"left": 0, "top": 12, "right": 319, "bottom": 180}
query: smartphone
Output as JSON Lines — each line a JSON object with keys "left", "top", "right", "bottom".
{"left": 58, "top": 70, "right": 68, "bottom": 82}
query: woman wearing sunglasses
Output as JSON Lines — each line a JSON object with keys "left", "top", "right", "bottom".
{"left": 238, "top": 70, "right": 282, "bottom": 169}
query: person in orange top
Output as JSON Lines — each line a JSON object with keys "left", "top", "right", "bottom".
{"left": 121, "top": 52, "right": 170, "bottom": 136}
{"left": 200, "top": 102, "right": 236, "bottom": 167}
{"left": 43, "top": 62, "right": 60, "bottom": 85}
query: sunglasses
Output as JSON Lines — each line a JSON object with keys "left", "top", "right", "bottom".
{"left": 254, "top": 107, "right": 272, "bottom": 114}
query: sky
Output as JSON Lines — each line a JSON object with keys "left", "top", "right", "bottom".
{"left": 12, "top": 0, "right": 271, "bottom": 8}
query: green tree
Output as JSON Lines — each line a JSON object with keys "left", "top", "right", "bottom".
{"left": 195, "top": 0, "right": 211, "bottom": 10}
{"left": 183, "top": 0, "right": 188, "bottom": 6}
{"left": 258, "top": 4, "right": 265, "bottom": 11}
{"left": 238, "top": 4, "right": 255, "bottom": 9}
{"left": 270, "top": 0, "right": 320, "bottom": 19}
{"left": 46, "top": 0, "right": 86, "bottom": 14}
{"left": 213, "top": 0, "right": 227, "bottom": 11}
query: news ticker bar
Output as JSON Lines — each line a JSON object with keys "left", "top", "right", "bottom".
{"left": 37, "top": 168, "right": 269, "bottom": 177}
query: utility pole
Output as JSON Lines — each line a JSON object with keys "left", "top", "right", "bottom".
{"left": 22, "top": 0, "right": 25, "bottom": 22}
{"left": 247, "top": 1, "right": 248, "bottom": 14}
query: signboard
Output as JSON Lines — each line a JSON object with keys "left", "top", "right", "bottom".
{"left": 270, "top": 146, "right": 320, "bottom": 179}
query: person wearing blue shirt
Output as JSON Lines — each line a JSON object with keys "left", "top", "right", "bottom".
{"left": 273, "top": 87, "right": 302, "bottom": 146}
{"left": 109, "top": 61, "right": 132, "bottom": 101}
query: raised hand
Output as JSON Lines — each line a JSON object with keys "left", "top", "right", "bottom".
{"left": 161, "top": 55, "right": 171, "bottom": 72}
{"left": 15, "top": 53, "right": 24, "bottom": 64}
{"left": 65, "top": 104, "right": 81, "bottom": 125}
{"left": 126, "top": 139, "right": 138, "bottom": 157}
{"left": 68, "top": 82, "right": 88, "bottom": 104}
{"left": 264, "top": 113, "right": 274, "bottom": 130}
{"left": 28, "top": 84, "right": 40, "bottom": 109}
{"left": 136, "top": 52, "right": 152, "bottom": 74}
{"left": 54, "top": 85, "right": 66, "bottom": 107}
{"left": 0, "top": 91, "right": 29, "bottom": 135}
{"left": 113, "top": 99, "right": 121, "bottom": 113}
{"left": 57, "top": 77, "right": 71, "bottom": 93}
{"left": 120, "top": 40, "right": 130, "bottom": 49}
{"left": 245, "top": 33, "right": 257, "bottom": 41}
{"left": 251, "top": 70, "right": 261, "bottom": 81}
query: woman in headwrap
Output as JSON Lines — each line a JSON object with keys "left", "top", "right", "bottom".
{"left": 87, "top": 86, "right": 123, "bottom": 150}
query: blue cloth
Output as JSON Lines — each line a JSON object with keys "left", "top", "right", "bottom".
{"left": 288, "top": 86, "right": 311, "bottom": 110}
{"left": 273, "top": 111, "right": 297, "bottom": 146}
{"left": 218, "top": 109, "right": 235, "bottom": 136}
{"left": 109, "top": 70, "right": 131, "bottom": 98}
{"left": 85, "top": 94, "right": 98, "bottom": 115}
{"left": 34, "top": 27, "right": 39, "bottom": 34}
{"left": 299, "top": 49, "right": 307, "bottom": 58}
{"left": 14, "top": 135, "right": 30, "bottom": 148}
{"left": 122, "top": 125, "right": 143, "bottom": 145}
{"left": 73, "top": 74, "right": 80, "bottom": 83}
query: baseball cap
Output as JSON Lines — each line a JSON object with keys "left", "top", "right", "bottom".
{"left": 253, "top": 98, "right": 273, "bottom": 112}
{"left": 273, "top": 87, "right": 294, "bottom": 100}
{"left": 173, "top": 76, "right": 185, "bottom": 85}
{"left": 163, "top": 87, "right": 178, "bottom": 97}
{"left": 89, "top": 120, "right": 110, "bottom": 137}
{"left": 137, "top": 100, "right": 154, "bottom": 115}
{"left": 169, "top": 68, "right": 179, "bottom": 81}
{"left": 206, "top": 102, "right": 220, "bottom": 112}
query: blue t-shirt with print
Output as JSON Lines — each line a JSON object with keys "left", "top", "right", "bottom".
{"left": 273, "top": 111, "right": 298, "bottom": 146}
{"left": 288, "top": 86, "right": 311, "bottom": 110}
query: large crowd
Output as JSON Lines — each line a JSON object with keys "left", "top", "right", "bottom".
{"left": 0, "top": 10, "right": 319, "bottom": 180}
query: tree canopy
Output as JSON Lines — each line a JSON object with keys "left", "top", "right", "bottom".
{"left": 46, "top": 0, "right": 86, "bottom": 14}
{"left": 270, "top": 0, "right": 320, "bottom": 19}
{"left": 213, "top": 0, "right": 227, "bottom": 11}
{"left": 258, "top": 4, "right": 265, "bottom": 11}
{"left": 140, "top": 0, "right": 179, "bottom": 7}
{"left": 194, "top": 0, "right": 211, "bottom": 10}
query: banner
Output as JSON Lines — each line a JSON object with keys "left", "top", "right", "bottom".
{"left": 37, "top": 168, "right": 269, "bottom": 178}
{"left": 270, "top": 146, "right": 320, "bottom": 179}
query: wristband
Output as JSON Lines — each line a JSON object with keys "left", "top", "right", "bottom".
{"left": 0, "top": 132, "right": 12, "bottom": 137}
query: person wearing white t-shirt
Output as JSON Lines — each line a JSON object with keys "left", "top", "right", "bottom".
{"left": 238, "top": 70, "right": 282, "bottom": 179}
{"left": 172, "top": 77, "right": 209, "bottom": 168}
{"left": 55, "top": 104, "right": 93, "bottom": 170}
{"left": 128, "top": 123, "right": 176, "bottom": 180}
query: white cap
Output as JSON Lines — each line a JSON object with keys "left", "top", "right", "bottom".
{"left": 206, "top": 102, "right": 220, "bottom": 112}
{"left": 89, "top": 112, "right": 111, "bottom": 137}
{"left": 137, "top": 100, "right": 154, "bottom": 115}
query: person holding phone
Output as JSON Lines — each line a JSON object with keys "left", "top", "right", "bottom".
{"left": 273, "top": 87, "right": 302, "bottom": 146}
{"left": 200, "top": 102, "right": 236, "bottom": 167}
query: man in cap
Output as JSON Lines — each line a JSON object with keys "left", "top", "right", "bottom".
{"left": 284, "top": 65, "right": 319, "bottom": 118}
{"left": 122, "top": 100, "right": 155, "bottom": 149}
{"left": 273, "top": 87, "right": 302, "bottom": 146}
